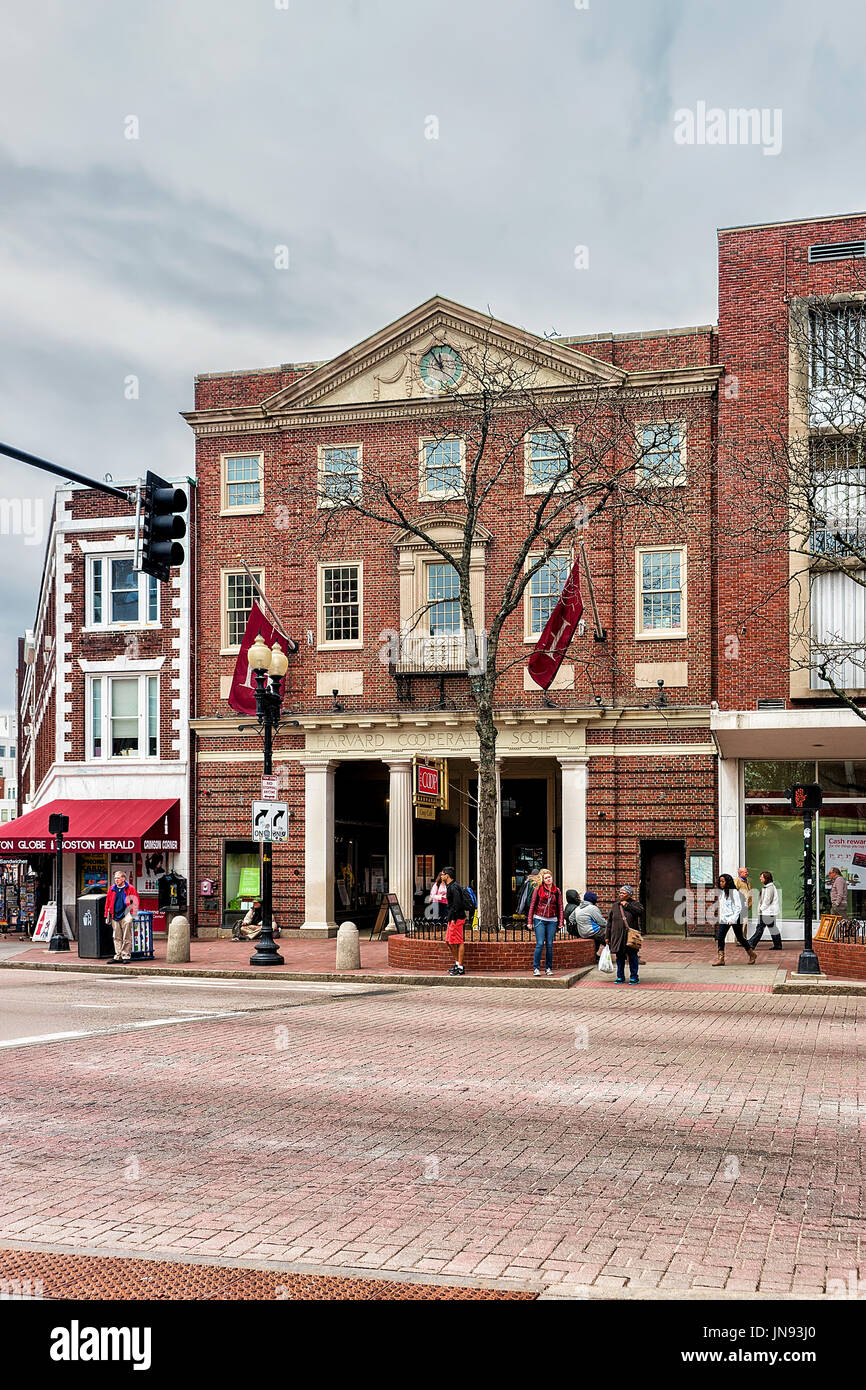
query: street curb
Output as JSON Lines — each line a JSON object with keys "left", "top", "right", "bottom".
{"left": 773, "top": 971, "right": 866, "bottom": 997}
{"left": 0, "top": 959, "right": 595, "bottom": 990}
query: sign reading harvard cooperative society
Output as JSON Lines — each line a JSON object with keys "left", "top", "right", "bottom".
{"left": 252, "top": 802, "right": 289, "bottom": 843}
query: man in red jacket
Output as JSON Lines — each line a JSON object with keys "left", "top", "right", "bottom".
{"left": 104, "top": 870, "right": 140, "bottom": 963}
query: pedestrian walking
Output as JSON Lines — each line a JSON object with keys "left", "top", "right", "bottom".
{"left": 440, "top": 866, "right": 470, "bottom": 976}
{"left": 605, "top": 885, "right": 644, "bottom": 984}
{"left": 748, "top": 872, "right": 782, "bottom": 950}
{"left": 430, "top": 871, "right": 449, "bottom": 922}
{"left": 104, "top": 869, "right": 140, "bottom": 963}
{"left": 517, "top": 870, "right": 540, "bottom": 917}
{"left": 571, "top": 889, "right": 607, "bottom": 958}
{"left": 527, "top": 868, "right": 563, "bottom": 976}
{"left": 713, "top": 873, "right": 756, "bottom": 966}
{"left": 735, "top": 866, "right": 754, "bottom": 929}
{"left": 828, "top": 866, "right": 848, "bottom": 915}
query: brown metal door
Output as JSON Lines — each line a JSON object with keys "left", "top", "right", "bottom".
{"left": 642, "top": 841, "right": 686, "bottom": 934}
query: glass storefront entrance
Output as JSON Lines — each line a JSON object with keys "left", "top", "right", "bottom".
{"left": 744, "top": 760, "right": 866, "bottom": 919}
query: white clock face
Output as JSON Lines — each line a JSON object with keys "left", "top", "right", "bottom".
{"left": 420, "top": 346, "right": 463, "bottom": 391}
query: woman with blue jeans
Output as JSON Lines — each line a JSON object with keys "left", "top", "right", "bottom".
{"left": 527, "top": 868, "right": 563, "bottom": 976}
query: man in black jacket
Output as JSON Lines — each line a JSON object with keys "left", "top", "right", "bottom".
{"left": 441, "top": 866, "right": 467, "bottom": 976}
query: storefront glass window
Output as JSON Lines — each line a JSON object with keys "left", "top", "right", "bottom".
{"left": 744, "top": 811, "right": 808, "bottom": 920}
{"left": 744, "top": 760, "right": 815, "bottom": 796}
{"left": 224, "top": 842, "right": 260, "bottom": 911}
{"left": 820, "top": 762, "right": 866, "bottom": 796}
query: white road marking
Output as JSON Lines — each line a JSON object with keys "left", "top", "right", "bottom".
{"left": 0, "top": 1010, "right": 248, "bottom": 1049}
{"left": 0, "top": 1030, "right": 86, "bottom": 1048}
{"left": 93, "top": 977, "right": 372, "bottom": 993}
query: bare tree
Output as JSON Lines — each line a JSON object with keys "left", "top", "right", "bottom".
{"left": 730, "top": 286, "right": 866, "bottom": 715}
{"left": 311, "top": 321, "right": 703, "bottom": 927}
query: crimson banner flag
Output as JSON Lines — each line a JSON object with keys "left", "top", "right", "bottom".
{"left": 228, "top": 602, "right": 291, "bottom": 715}
{"left": 527, "top": 557, "right": 584, "bottom": 690}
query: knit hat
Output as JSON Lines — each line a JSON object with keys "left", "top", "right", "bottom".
{"left": 583, "top": 891, "right": 598, "bottom": 904}
{"left": 619, "top": 884, "right": 633, "bottom": 895}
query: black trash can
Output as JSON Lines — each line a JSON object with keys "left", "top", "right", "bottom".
{"left": 77, "top": 893, "right": 112, "bottom": 958}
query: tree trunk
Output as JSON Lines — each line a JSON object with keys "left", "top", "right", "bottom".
{"left": 475, "top": 699, "right": 499, "bottom": 932}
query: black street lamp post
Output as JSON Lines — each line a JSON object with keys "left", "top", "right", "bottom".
{"left": 48, "top": 812, "right": 70, "bottom": 952}
{"left": 247, "top": 634, "right": 290, "bottom": 967}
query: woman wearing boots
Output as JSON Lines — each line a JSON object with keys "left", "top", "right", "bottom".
{"left": 714, "top": 873, "right": 756, "bottom": 966}
{"left": 748, "top": 872, "right": 782, "bottom": 950}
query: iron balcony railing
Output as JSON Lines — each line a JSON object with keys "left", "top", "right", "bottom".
{"left": 392, "top": 631, "right": 487, "bottom": 675}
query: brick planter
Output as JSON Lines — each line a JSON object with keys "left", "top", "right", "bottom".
{"left": 387, "top": 935, "right": 596, "bottom": 973}
{"left": 815, "top": 940, "right": 866, "bottom": 981}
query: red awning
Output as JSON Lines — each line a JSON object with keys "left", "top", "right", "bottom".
{"left": 0, "top": 799, "right": 180, "bottom": 855}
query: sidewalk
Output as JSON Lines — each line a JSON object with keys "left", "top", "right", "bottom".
{"left": 0, "top": 932, "right": 806, "bottom": 991}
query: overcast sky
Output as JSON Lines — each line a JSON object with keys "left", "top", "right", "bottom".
{"left": 1, "top": 0, "right": 864, "bottom": 709}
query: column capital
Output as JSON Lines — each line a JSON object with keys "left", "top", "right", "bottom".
{"left": 557, "top": 755, "right": 589, "bottom": 768}
{"left": 384, "top": 757, "right": 414, "bottom": 772}
{"left": 299, "top": 758, "right": 339, "bottom": 774}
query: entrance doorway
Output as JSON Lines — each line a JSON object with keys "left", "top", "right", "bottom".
{"left": 501, "top": 778, "right": 548, "bottom": 912}
{"left": 640, "top": 839, "right": 686, "bottom": 935}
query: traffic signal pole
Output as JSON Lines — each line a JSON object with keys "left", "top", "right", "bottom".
{"left": 797, "top": 807, "right": 820, "bottom": 976}
{"left": 0, "top": 442, "right": 132, "bottom": 502}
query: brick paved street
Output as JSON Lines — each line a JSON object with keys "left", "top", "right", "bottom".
{"left": 0, "top": 971, "right": 863, "bottom": 1297}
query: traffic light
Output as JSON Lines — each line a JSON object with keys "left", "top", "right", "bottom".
{"left": 140, "top": 470, "right": 187, "bottom": 583}
{"left": 790, "top": 783, "right": 823, "bottom": 811}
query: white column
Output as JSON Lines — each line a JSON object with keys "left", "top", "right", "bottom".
{"left": 718, "top": 756, "right": 740, "bottom": 877}
{"left": 386, "top": 758, "right": 414, "bottom": 923}
{"left": 559, "top": 756, "right": 588, "bottom": 892}
{"left": 300, "top": 759, "right": 338, "bottom": 937}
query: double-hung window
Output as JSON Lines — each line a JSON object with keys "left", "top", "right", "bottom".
{"left": 525, "top": 430, "right": 571, "bottom": 492}
{"left": 222, "top": 570, "right": 262, "bottom": 650}
{"left": 637, "top": 548, "right": 686, "bottom": 636}
{"left": 319, "top": 445, "right": 361, "bottom": 505}
{"left": 222, "top": 454, "right": 263, "bottom": 512}
{"left": 528, "top": 554, "right": 571, "bottom": 638}
{"left": 319, "top": 564, "right": 362, "bottom": 646}
{"left": 637, "top": 424, "right": 685, "bottom": 486}
{"left": 427, "top": 563, "right": 461, "bottom": 635}
{"left": 421, "top": 438, "right": 464, "bottom": 498}
{"left": 88, "top": 674, "right": 159, "bottom": 760}
{"left": 89, "top": 557, "right": 159, "bottom": 627}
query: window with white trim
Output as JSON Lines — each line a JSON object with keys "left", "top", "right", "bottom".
{"left": 637, "top": 423, "right": 686, "bottom": 486}
{"left": 88, "top": 556, "right": 159, "bottom": 628}
{"left": 420, "top": 438, "right": 464, "bottom": 498}
{"left": 527, "top": 554, "right": 571, "bottom": 638}
{"left": 221, "top": 454, "right": 263, "bottom": 512}
{"left": 427, "top": 563, "right": 461, "bottom": 635}
{"left": 87, "top": 674, "right": 159, "bottom": 760}
{"left": 525, "top": 430, "right": 572, "bottom": 493}
{"left": 318, "top": 445, "right": 361, "bottom": 505}
{"left": 319, "top": 563, "right": 362, "bottom": 646}
{"left": 636, "top": 547, "right": 686, "bottom": 636}
{"left": 222, "top": 570, "right": 262, "bottom": 650}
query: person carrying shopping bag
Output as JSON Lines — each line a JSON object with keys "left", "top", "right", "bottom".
{"left": 714, "top": 873, "right": 756, "bottom": 966}
{"left": 605, "top": 885, "right": 643, "bottom": 984}
{"left": 748, "top": 872, "right": 782, "bottom": 950}
{"left": 527, "top": 868, "right": 563, "bottom": 976}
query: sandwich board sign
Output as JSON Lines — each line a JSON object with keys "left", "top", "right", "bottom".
{"left": 252, "top": 801, "right": 289, "bottom": 842}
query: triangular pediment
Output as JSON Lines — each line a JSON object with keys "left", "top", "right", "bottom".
{"left": 259, "top": 296, "right": 625, "bottom": 416}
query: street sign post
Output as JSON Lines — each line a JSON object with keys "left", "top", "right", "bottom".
{"left": 252, "top": 801, "right": 289, "bottom": 843}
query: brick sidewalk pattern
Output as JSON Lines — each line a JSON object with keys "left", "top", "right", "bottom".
{"left": 1, "top": 983, "right": 863, "bottom": 1295}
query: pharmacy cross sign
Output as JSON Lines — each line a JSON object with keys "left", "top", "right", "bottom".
{"left": 251, "top": 801, "right": 289, "bottom": 843}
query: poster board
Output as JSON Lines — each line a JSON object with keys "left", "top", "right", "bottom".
{"left": 386, "top": 892, "right": 408, "bottom": 933}
{"left": 816, "top": 913, "right": 842, "bottom": 941}
{"left": 824, "top": 835, "right": 866, "bottom": 893}
{"left": 33, "top": 902, "right": 72, "bottom": 942}
{"left": 369, "top": 896, "right": 390, "bottom": 940}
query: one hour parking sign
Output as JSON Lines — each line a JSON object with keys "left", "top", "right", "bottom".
{"left": 252, "top": 801, "right": 289, "bottom": 842}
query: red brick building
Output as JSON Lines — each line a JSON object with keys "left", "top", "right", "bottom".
{"left": 186, "top": 212, "right": 866, "bottom": 940}
{"left": 8, "top": 484, "right": 192, "bottom": 932}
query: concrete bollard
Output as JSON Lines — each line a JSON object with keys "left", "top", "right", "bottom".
{"left": 166, "top": 914, "right": 191, "bottom": 964}
{"left": 335, "top": 920, "right": 361, "bottom": 970}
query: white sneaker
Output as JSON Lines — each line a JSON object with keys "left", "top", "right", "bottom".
{"left": 545, "top": 968, "right": 553, "bottom": 976}
{"left": 533, "top": 967, "right": 540, "bottom": 976}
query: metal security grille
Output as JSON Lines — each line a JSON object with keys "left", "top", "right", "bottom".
{"left": 809, "top": 305, "right": 866, "bottom": 389}
{"left": 322, "top": 565, "right": 360, "bottom": 642}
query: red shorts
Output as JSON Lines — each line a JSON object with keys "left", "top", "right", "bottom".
{"left": 445, "top": 917, "right": 466, "bottom": 945}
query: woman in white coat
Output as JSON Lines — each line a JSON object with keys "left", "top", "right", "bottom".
{"left": 748, "top": 871, "right": 782, "bottom": 951}
{"left": 713, "top": 873, "right": 757, "bottom": 966}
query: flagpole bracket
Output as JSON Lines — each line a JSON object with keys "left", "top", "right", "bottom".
{"left": 592, "top": 627, "right": 607, "bottom": 642}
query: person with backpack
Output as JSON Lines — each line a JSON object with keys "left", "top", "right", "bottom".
{"left": 527, "top": 868, "right": 564, "bottom": 976}
{"left": 564, "top": 889, "right": 582, "bottom": 935}
{"left": 440, "top": 866, "right": 472, "bottom": 976}
{"left": 517, "top": 871, "right": 539, "bottom": 917}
